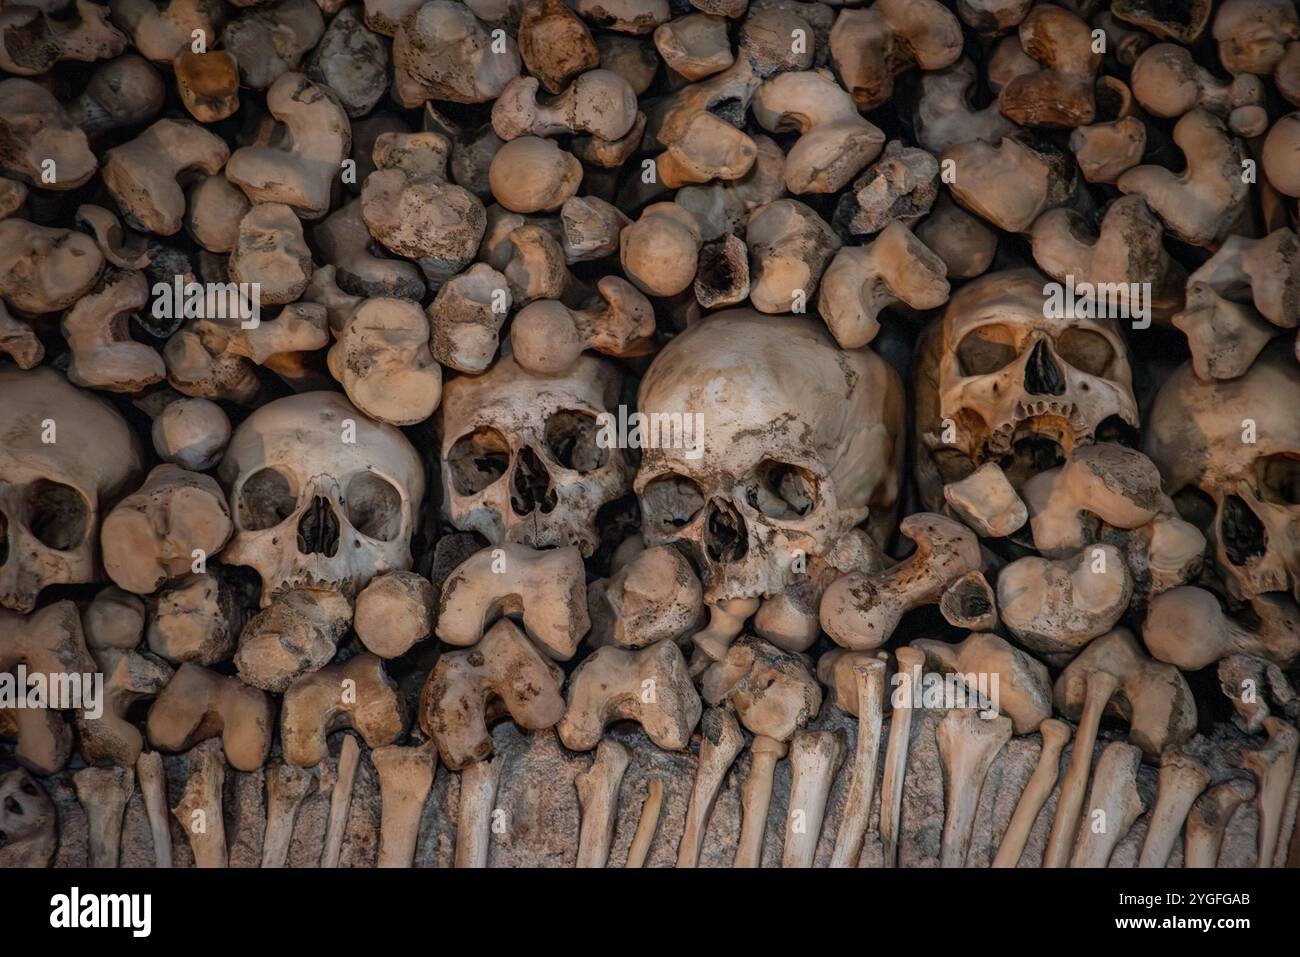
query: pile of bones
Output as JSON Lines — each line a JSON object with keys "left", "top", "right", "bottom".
{"left": 2, "top": 0, "right": 1300, "bottom": 870}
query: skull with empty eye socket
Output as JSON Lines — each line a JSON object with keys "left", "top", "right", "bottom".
{"left": 217, "top": 392, "right": 425, "bottom": 604}
{"left": 1146, "top": 345, "right": 1300, "bottom": 604}
{"left": 0, "top": 367, "right": 145, "bottom": 613}
{"left": 914, "top": 268, "right": 1139, "bottom": 508}
{"left": 635, "top": 310, "right": 904, "bottom": 603}
{"left": 438, "top": 350, "right": 633, "bottom": 555}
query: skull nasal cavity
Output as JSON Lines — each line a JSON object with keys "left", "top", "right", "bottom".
{"left": 704, "top": 499, "right": 748, "bottom": 563}
{"left": 1023, "top": 340, "right": 1065, "bottom": 396}
{"left": 1220, "top": 495, "right": 1267, "bottom": 566}
{"left": 510, "top": 447, "right": 558, "bottom": 515}
{"left": 297, "top": 495, "right": 340, "bottom": 556}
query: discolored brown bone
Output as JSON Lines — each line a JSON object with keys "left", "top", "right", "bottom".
{"left": 1138, "top": 748, "right": 1210, "bottom": 868}
{"left": 992, "top": 718, "right": 1070, "bottom": 867}
{"left": 677, "top": 707, "right": 744, "bottom": 867}
{"left": 1069, "top": 740, "right": 1144, "bottom": 868}
{"left": 1144, "top": 586, "right": 1300, "bottom": 671}
{"left": 74, "top": 765, "right": 135, "bottom": 867}
{"left": 1184, "top": 777, "right": 1255, "bottom": 867}
{"left": 1241, "top": 717, "right": 1299, "bottom": 867}
{"left": 575, "top": 738, "right": 630, "bottom": 868}
{"left": 147, "top": 662, "right": 273, "bottom": 771}
{"left": 280, "top": 652, "right": 407, "bottom": 767}
{"left": 373, "top": 743, "right": 436, "bottom": 868}
{"left": 172, "top": 738, "right": 227, "bottom": 868}
{"left": 261, "top": 761, "right": 314, "bottom": 868}
{"left": 829, "top": 655, "right": 887, "bottom": 868}
{"left": 782, "top": 729, "right": 846, "bottom": 868}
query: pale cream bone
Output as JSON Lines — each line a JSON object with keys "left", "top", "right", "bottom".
{"left": 1137, "top": 748, "right": 1210, "bottom": 868}
{"left": 587, "top": 544, "right": 705, "bottom": 649}
{"left": 185, "top": 174, "right": 249, "bottom": 254}
{"left": 174, "top": 49, "right": 240, "bottom": 123}
{"left": 224, "top": 72, "right": 350, "bottom": 219}
{"left": 992, "top": 718, "right": 1070, "bottom": 867}
{"left": 110, "top": 0, "right": 230, "bottom": 63}
{"left": 1184, "top": 777, "right": 1255, "bottom": 867}
{"left": 419, "top": 618, "right": 565, "bottom": 769}
{"left": 1068, "top": 76, "right": 1147, "bottom": 184}
{"left": 227, "top": 202, "right": 314, "bottom": 304}
{"left": 996, "top": 3, "right": 1100, "bottom": 127}
{"left": 455, "top": 754, "right": 502, "bottom": 868}
{"left": 0, "top": 768, "right": 57, "bottom": 868}
{"left": 561, "top": 195, "right": 631, "bottom": 263}
{"left": 0, "top": 0, "right": 127, "bottom": 75}
{"left": 676, "top": 707, "right": 744, "bottom": 868}
{"left": 656, "top": 112, "right": 758, "bottom": 189}
{"left": 151, "top": 397, "right": 230, "bottom": 472}
{"left": 0, "top": 299, "right": 41, "bottom": 369}
{"left": 821, "top": 514, "right": 980, "bottom": 650}
{"left": 655, "top": 11, "right": 732, "bottom": 80}
{"left": 575, "top": 738, "right": 631, "bottom": 868}
{"left": 326, "top": 298, "right": 441, "bottom": 426}
{"left": 1218, "top": 653, "right": 1298, "bottom": 733}
{"left": 305, "top": 6, "right": 389, "bottom": 118}
{"left": 1212, "top": 0, "right": 1300, "bottom": 75}
{"left": 782, "top": 729, "right": 846, "bottom": 868}
{"left": 361, "top": 0, "right": 424, "bottom": 35}
{"left": 393, "top": 0, "right": 521, "bottom": 106}
{"left": 694, "top": 233, "right": 751, "bottom": 309}
{"left": 637, "top": 310, "right": 904, "bottom": 602}
{"left": 1069, "top": 740, "right": 1144, "bottom": 868}
{"left": 261, "top": 761, "right": 314, "bottom": 867}
{"left": 941, "top": 136, "right": 1079, "bottom": 233}
{"left": 937, "top": 708, "right": 1013, "bottom": 867}
{"left": 1145, "top": 586, "right": 1300, "bottom": 671}
{"left": 0, "top": 367, "right": 144, "bottom": 613}
{"left": 943, "top": 462, "right": 1028, "bottom": 537}
{"left": 100, "top": 463, "right": 233, "bottom": 596}
{"left": 437, "top": 542, "right": 587, "bottom": 659}
{"left": 517, "top": 0, "right": 599, "bottom": 92}
{"left": 1117, "top": 110, "right": 1249, "bottom": 248}
{"left": 838, "top": 140, "right": 940, "bottom": 236}
{"left": 147, "top": 662, "right": 273, "bottom": 771}
{"left": 828, "top": 655, "right": 886, "bottom": 868}
{"left": 60, "top": 268, "right": 164, "bottom": 394}
{"left": 1030, "top": 197, "right": 1188, "bottom": 322}
{"left": 439, "top": 351, "right": 632, "bottom": 556}
{"left": 643, "top": 55, "right": 759, "bottom": 160}
{"left": 172, "top": 738, "right": 227, "bottom": 867}
{"left": 915, "top": 194, "right": 998, "bottom": 280}
{"left": 750, "top": 69, "right": 885, "bottom": 195}
{"left": 816, "top": 222, "right": 948, "bottom": 349}
{"left": 487, "top": 135, "right": 582, "bottom": 215}
{"left": 619, "top": 202, "right": 703, "bottom": 297}
{"left": 353, "top": 570, "right": 433, "bottom": 659}
{"left": 512, "top": 277, "right": 655, "bottom": 376}
{"left": 0, "top": 219, "right": 105, "bottom": 314}
{"left": 701, "top": 635, "right": 821, "bottom": 866}
{"left": 1131, "top": 43, "right": 1268, "bottom": 137}
{"left": 939, "top": 571, "right": 999, "bottom": 631}
{"left": 220, "top": 0, "right": 325, "bottom": 90}
{"left": 478, "top": 211, "right": 587, "bottom": 307}
{"left": 626, "top": 778, "right": 664, "bottom": 867}
{"left": 279, "top": 652, "right": 406, "bottom": 768}
{"left": 913, "top": 269, "right": 1139, "bottom": 509}
{"left": 136, "top": 750, "right": 172, "bottom": 867}
{"left": 1241, "top": 716, "right": 1299, "bottom": 867}
{"left": 571, "top": 110, "right": 646, "bottom": 169}
{"left": 828, "top": 0, "right": 962, "bottom": 111}
{"left": 0, "top": 78, "right": 97, "bottom": 189}
{"left": 913, "top": 58, "right": 1018, "bottom": 154}
{"left": 101, "top": 119, "right": 229, "bottom": 236}
{"left": 75, "top": 205, "right": 152, "bottom": 270}
{"left": 558, "top": 639, "right": 703, "bottom": 751}
{"left": 427, "top": 262, "right": 510, "bottom": 373}
{"left": 675, "top": 134, "right": 784, "bottom": 242}
{"left": 321, "top": 733, "right": 360, "bottom": 867}
{"left": 219, "top": 391, "right": 424, "bottom": 600}
{"left": 1262, "top": 114, "right": 1300, "bottom": 198}
{"left": 997, "top": 545, "right": 1133, "bottom": 656}
{"left": 1044, "top": 628, "right": 1196, "bottom": 867}
{"left": 372, "top": 744, "right": 436, "bottom": 867}
{"left": 236, "top": 587, "right": 350, "bottom": 691}
{"left": 1144, "top": 348, "right": 1300, "bottom": 604}
{"left": 912, "top": 632, "right": 1052, "bottom": 734}
{"left": 361, "top": 132, "right": 487, "bottom": 286}
{"left": 73, "top": 765, "right": 134, "bottom": 867}
{"left": 492, "top": 70, "right": 637, "bottom": 142}
{"left": 737, "top": 1, "right": 818, "bottom": 78}
{"left": 146, "top": 571, "right": 241, "bottom": 666}
{"left": 689, "top": 598, "right": 760, "bottom": 669}
{"left": 748, "top": 199, "right": 840, "bottom": 314}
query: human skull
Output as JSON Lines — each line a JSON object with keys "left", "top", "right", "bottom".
{"left": 1146, "top": 345, "right": 1300, "bottom": 603}
{"left": 0, "top": 367, "right": 145, "bottom": 613}
{"left": 439, "top": 349, "right": 633, "bottom": 555}
{"left": 218, "top": 392, "right": 425, "bottom": 604}
{"left": 0, "top": 768, "right": 57, "bottom": 868}
{"left": 915, "top": 268, "right": 1139, "bottom": 508}
{"left": 635, "top": 310, "right": 904, "bottom": 603}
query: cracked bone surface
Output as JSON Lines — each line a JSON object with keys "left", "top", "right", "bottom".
{"left": 575, "top": 738, "right": 630, "bottom": 869}
{"left": 1137, "top": 749, "right": 1210, "bottom": 868}
{"left": 372, "top": 744, "right": 435, "bottom": 868}
{"left": 1069, "top": 740, "right": 1144, "bottom": 868}
{"left": 1241, "top": 717, "right": 1299, "bottom": 867}
{"left": 828, "top": 655, "right": 886, "bottom": 868}
{"left": 1185, "top": 777, "right": 1256, "bottom": 867}
{"left": 136, "top": 750, "right": 172, "bottom": 867}
{"left": 677, "top": 707, "right": 743, "bottom": 867}
{"left": 938, "top": 709, "right": 1013, "bottom": 867}
{"left": 280, "top": 653, "right": 406, "bottom": 767}
{"left": 73, "top": 765, "right": 134, "bottom": 868}
{"left": 783, "top": 729, "right": 846, "bottom": 868}
{"left": 172, "top": 738, "right": 227, "bottom": 868}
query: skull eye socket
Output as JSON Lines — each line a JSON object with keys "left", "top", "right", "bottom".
{"left": 237, "top": 468, "right": 299, "bottom": 531}
{"left": 641, "top": 473, "right": 705, "bottom": 533}
{"left": 24, "top": 480, "right": 90, "bottom": 550}
{"left": 1172, "top": 485, "right": 1216, "bottom": 531}
{"left": 544, "top": 410, "right": 608, "bottom": 472}
{"left": 447, "top": 427, "right": 510, "bottom": 495}
{"left": 344, "top": 473, "right": 404, "bottom": 542}
{"left": 1255, "top": 453, "right": 1300, "bottom": 506}
{"left": 1055, "top": 328, "right": 1116, "bottom": 377}
{"left": 956, "top": 324, "right": 1017, "bottom": 375}
{"left": 748, "top": 461, "right": 819, "bottom": 520}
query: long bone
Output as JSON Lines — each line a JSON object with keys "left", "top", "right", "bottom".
{"left": 261, "top": 761, "right": 314, "bottom": 868}
{"left": 172, "top": 738, "right": 227, "bottom": 868}
{"left": 1184, "top": 778, "right": 1256, "bottom": 867}
{"left": 73, "top": 766, "right": 134, "bottom": 868}
{"left": 1242, "top": 717, "right": 1299, "bottom": 867}
{"left": 626, "top": 779, "right": 664, "bottom": 868}
{"left": 136, "top": 750, "right": 172, "bottom": 867}
{"left": 880, "top": 646, "right": 924, "bottom": 867}
{"left": 782, "top": 729, "right": 846, "bottom": 868}
{"left": 321, "top": 733, "right": 361, "bottom": 868}
{"left": 456, "top": 756, "right": 503, "bottom": 868}
{"left": 828, "top": 655, "right": 887, "bottom": 868}
{"left": 937, "top": 708, "right": 1013, "bottom": 867}
{"left": 373, "top": 744, "right": 436, "bottom": 868}
{"left": 1137, "top": 748, "right": 1210, "bottom": 867}
{"left": 576, "top": 738, "right": 630, "bottom": 868}
{"left": 1070, "top": 740, "right": 1145, "bottom": 868}
{"left": 677, "top": 707, "right": 744, "bottom": 867}
{"left": 992, "top": 719, "right": 1071, "bottom": 867}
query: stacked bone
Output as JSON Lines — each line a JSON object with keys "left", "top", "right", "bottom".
{"left": 2, "top": 0, "right": 1300, "bottom": 870}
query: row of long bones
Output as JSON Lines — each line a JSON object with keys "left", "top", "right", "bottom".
{"left": 3, "top": 0, "right": 1300, "bottom": 868}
